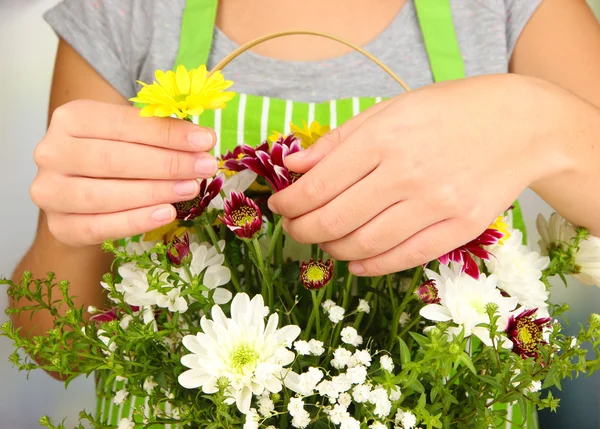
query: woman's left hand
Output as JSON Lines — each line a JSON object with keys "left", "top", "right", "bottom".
{"left": 268, "top": 74, "right": 567, "bottom": 276}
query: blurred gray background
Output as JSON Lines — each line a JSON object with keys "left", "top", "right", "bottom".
{"left": 1, "top": 1, "right": 599, "bottom": 428}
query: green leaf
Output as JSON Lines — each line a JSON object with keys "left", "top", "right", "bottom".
{"left": 456, "top": 352, "right": 476, "bottom": 375}
{"left": 398, "top": 337, "right": 411, "bottom": 365}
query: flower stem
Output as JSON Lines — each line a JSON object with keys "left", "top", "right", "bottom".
{"left": 202, "top": 220, "right": 242, "bottom": 293}
{"left": 267, "top": 216, "right": 284, "bottom": 262}
{"left": 387, "top": 275, "right": 397, "bottom": 312}
{"left": 251, "top": 238, "right": 273, "bottom": 309}
{"left": 331, "top": 274, "right": 354, "bottom": 348}
{"left": 305, "top": 288, "right": 326, "bottom": 339}
{"left": 387, "top": 266, "right": 423, "bottom": 350}
{"left": 353, "top": 292, "right": 373, "bottom": 330}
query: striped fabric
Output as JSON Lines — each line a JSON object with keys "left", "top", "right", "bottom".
{"left": 194, "top": 93, "right": 383, "bottom": 156}
{"left": 97, "top": 92, "right": 535, "bottom": 428}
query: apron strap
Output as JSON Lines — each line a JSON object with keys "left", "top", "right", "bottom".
{"left": 414, "top": 0, "right": 527, "bottom": 242}
{"left": 174, "top": 0, "right": 219, "bottom": 70}
{"left": 414, "top": 0, "right": 465, "bottom": 82}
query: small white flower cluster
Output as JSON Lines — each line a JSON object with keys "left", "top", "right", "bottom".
{"left": 287, "top": 338, "right": 416, "bottom": 429}
{"left": 322, "top": 299, "right": 345, "bottom": 323}
{"left": 294, "top": 339, "right": 325, "bottom": 356}
{"left": 102, "top": 241, "right": 232, "bottom": 321}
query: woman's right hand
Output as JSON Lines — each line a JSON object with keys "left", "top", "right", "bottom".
{"left": 30, "top": 99, "right": 218, "bottom": 246}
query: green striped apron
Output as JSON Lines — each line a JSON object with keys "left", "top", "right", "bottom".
{"left": 99, "top": 0, "right": 531, "bottom": 427}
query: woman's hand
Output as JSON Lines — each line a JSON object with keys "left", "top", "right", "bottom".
{"left": 30, "top": 100, "right": 218, "bottom": 246}
{"left": 268, "top": 74, "right": 572, "bottom": 276}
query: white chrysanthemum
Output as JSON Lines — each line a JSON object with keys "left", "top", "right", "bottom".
{"left": 341, "top": 327, "right": 363, "bottom": 347}
{"left": 156, "top": 287, "right": 188, "bottom": 313}
{"left": 113, "top": 388, "right": 129, "bottom": 405}
{"left": 294, "top": 340, "right": 311, "bottom": 355}
{"left": 97, "top": 329, "right": 116, "bottom": 354}
{"left": 110, "top": 263, "right": 162, "bottom": 307}
{"left": 328, "top": 306, "right": 345, "bottom": 323}
{"left": 178, "top": 293, "right": 300, "bottom": 414}
{"left": 308, "top": 339, "right": 325, "bottom": 356}
{"left": 357, "top": 299, "right": 370, "bottom": 313}
{"left": 419, "top": 265, "right": 518, "bottom": 346}
{"left": 178, "top": 241, "right": 232, "bottom": 304}
{"left": 380, "top": 355, "right": 395, "bottom": 373}
{"left": 537, "top": 212, "right": 577, "bottom": 254}
{"left": 117, "top": 418, "right": 135, "bottom": 429}
{"left": 211, "top": 170, "right": 258, "bottom": 210}
{"left": 124, "top": 237, "right": 158, "bottom": 255}
{"left": 537, "top": 213, "right": 600, "bottom": 286}
{"left": 485, "top": 229, "right": 550, "bottom": 317}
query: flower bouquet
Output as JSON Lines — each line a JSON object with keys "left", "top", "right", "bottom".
{"left": 3, "top": 34, "right": 600, "bottom": 429}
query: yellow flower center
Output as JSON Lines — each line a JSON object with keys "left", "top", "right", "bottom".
{"left": 516, "top": 318, "right": 542, "bottom": 352}
{"left": 232, "top": 206, "right": 258, "bottom": 227}
{"left": 231, "top": 346, "right": 259, "bottom": 372}
{"left": 305, "top": 265, "right": 326, "bottom": 282}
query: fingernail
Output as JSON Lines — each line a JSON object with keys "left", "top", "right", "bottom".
{"left": 189, "top": 130, "right": 213, "bottom": 149}
{"left": 174, "top": 180, "right": 199, "bottom": 196}
{"left": 349, "top": 263, "right": 365, "bottom": 275}
{"left": 151, "top": 207, "right": 174, "bottom": 223}
{"left": 195, "top": 157, "right": 218, "bottom": 175}
{"left": 268, "top": 199, "right": 279, "bottom": 214}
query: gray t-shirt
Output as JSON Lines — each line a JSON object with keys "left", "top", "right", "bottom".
{"left": 44, "top": 0, "right": 542, "bottom": 103}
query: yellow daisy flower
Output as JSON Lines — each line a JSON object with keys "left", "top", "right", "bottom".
{"left": 291, "top": 120, "right": 330, "bottom": 149}
{"left": 130, "top": 65, "right": 235, "bottom": 119}
{"left": 489, "top": 216, "right": 511, "bottom": 245}
{"left": 143, "top": 221, "right": 189, "bottom": 243}
{"left": 268, "top": 120, "right": 330, "bottom": 149}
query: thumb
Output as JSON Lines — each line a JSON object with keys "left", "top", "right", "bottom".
{"left": 284, "top": 129, "right": 342, "bottom": 173}
{"left": 284, "top": 98, "right": 395, "bottom": 173}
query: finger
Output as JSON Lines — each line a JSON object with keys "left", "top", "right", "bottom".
{"left": 319, "top": 199, "right": 447, "bottom": 260}
{"left": 284, "top": 98, "right": 395, "bottom": 174}
{"left": 31, "top": 174, "right": 200, "bottom": 214}
{"left": 269, "top": 111, "right": 396, "bottom": 218}
{"left": 348, "top": 218, "right": 475, "bottom": 277}
{"left": 47, "top": 204, "right": 177, "bottom": 247}
{"left": 282, "top": 168, "right": 396, "bottom": 243}
{"left": 49, "top": 100, "right": 216, "bottom": 152}
{"left": 46, "top": 138, "right": 217, "bottom": 179}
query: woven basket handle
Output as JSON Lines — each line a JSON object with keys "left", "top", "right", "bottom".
{"left": 209, "top": 30, "right": 411, "bottom": 92}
